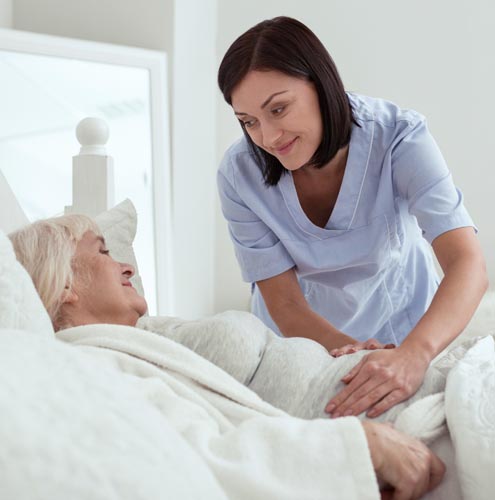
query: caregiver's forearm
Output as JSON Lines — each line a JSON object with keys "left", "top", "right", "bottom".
{"left": 269, "top": 300, "right": 356, "bottom": 351}
{"left": 400, "top": 250, "right": 488, "bottom": 362}
{"left": 257, "top": 268, "right": 357, "bottom": 351}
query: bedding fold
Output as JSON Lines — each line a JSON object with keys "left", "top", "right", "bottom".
{"left": 58, "top": 323, "right": 380, "bottom": 500}
{"left": 137, "top": 311, "right": 495, "bottom": 500}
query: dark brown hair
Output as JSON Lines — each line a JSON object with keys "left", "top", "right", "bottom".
{"left": 218, "top": 16, "right": 356, "bottom": 186}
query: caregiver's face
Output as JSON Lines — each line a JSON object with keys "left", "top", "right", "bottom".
{"left": 231, "top": 70, "right": 323, "bottom": 171}
{"left": 71, "top": 231, "right": 147, "bottom": 326}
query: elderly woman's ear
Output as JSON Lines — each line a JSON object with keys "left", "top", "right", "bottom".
{"left": 61, "top": 285, "right": 78, "bottom": 305}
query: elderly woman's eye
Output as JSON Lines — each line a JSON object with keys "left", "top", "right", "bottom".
{"left": 100, "top": 249, "right": 110, "bottom": 256}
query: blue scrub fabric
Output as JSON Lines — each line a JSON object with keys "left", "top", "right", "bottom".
{"left": 217, "top": 93, "right": 475, "bottom": 344}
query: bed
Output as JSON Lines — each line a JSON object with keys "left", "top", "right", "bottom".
{"left": 1, "top": 117, "right": 495, "bottom": 499}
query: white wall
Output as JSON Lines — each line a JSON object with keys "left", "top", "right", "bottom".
{"left": 171, "top": 0, "right": 217, "bottom": 318}
{"left": 5, "top": 0, "right": 494, "bottom": 318}
{"left": 214, "top": 0, "right": 495, "bottom": 313}
{"left": 0, "top": 0, "right": 12, "bottom": 27}
{"left": 12, "top": 0, "right": 175, "bottom": 124}
{"left": 13, "top": 0, "right": 173, "bottom": 51}
{"left": 11, "top": 0, "right": 219, "bottom": 319}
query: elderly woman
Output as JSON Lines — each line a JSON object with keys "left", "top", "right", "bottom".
{"left": 9, "top": 215, "right": 147, "bottom": 331}
{"left": 9, "top": 214, "right": 447, "bottom": 499}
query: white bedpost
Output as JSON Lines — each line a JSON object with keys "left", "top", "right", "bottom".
{"left": 65, "top": 117, "right": 114, "bottom": 216}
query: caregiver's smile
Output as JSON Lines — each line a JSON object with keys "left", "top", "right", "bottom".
{"left": 275, "top": 137, "right": 298, "bottom": 156}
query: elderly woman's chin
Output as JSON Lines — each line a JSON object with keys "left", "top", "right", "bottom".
{"left": 96, "top": 284, "right": 148, "bottom": 327}
{"left": 135, "top": 295, "right": 148, "bottom": 319}
{"left": 125, "top": 287, "right": 148, "bottom": 324}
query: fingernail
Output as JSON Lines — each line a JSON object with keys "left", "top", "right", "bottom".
{"left": 332, "top": 412, "right": 341, "bottom": 418}
{"left": 344, "top": 409, "right": 353, "bottom": 417}
{"left": 367, "top": 409, "right": 377, "bottom": 418}
{"left": 348, "top": 348, "right": 356, "bottom": 353}
{"left": 326, "top": 403, "right": 336, "bottom": 413}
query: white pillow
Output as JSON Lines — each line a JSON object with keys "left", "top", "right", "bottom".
{"left": 0, "top": 230, "right": 54, "bottom": 337}
{"left": 95, "top": 199, "right": 145, "bottom": 299}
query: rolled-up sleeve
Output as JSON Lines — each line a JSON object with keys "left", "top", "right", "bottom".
{"left": 217, "top": 167, "right": 295, "bottom": 283}
{"left": 392, "top": 118, "right": 476, "bottom": 243}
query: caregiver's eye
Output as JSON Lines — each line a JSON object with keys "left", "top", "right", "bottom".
{"left": 242, "top": 118, "right": 258, "bottom": 129}
{"left": 271, "top": 106, "right": 285, "bottom": 115}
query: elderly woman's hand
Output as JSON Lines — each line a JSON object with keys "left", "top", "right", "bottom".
{"left": 362, "top": 421, "right": 445, "bottom": 499}
{"left": 325, "top": 346, "right": 429, "bottom": 418}
{"left": 329, "top": 339, "right": 395, "bottom": 357}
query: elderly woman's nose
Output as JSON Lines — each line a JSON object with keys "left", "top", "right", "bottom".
{"left": 120, "top": 262, "right": 135, "bottom": 278}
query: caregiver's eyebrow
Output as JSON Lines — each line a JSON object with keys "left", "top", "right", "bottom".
{"left": 234, "top": 90, "right": 289, "bottom": 115}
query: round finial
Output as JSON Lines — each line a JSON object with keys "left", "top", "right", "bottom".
{"left": 75, "top": 117, "right": 109, "bottom": 155}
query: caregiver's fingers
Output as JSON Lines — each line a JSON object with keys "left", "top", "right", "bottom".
{"left": 367, "top": 389, "right": 409, "bottom": 418}
{"left": 326, "top": 353, "right": 401, "bottom": 416}
{"left": 340, "top": 356, "right": 366, "bottom": 384}
{"left": 330, "top": 339, "right": 395, "bottom": 358}
{"left": 363, "top": 339, "right": 396, "bottom": 351}
{"left": 325, "top": 361, "right": 369, "bottom": 414}
{"left": 340, "top": 348, "right": 396, "bottom": 386}
{"left": 334, "top": 381, "right": 400, "bottom": 418}
{"left": 329, "top": 343, "right": 359, "bottom": 357}
{"left": 334, "top": 348, "right": 428, "bottom": 417}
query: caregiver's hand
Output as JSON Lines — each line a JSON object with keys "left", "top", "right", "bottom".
{"left": 363, "top": 421, "right": 445, "bottom": 499}
{"left": 325, "top": 347, "right": 429, "bottom": 418}
{"left": 329, "top": 339, "right": 395, "bottom": 357}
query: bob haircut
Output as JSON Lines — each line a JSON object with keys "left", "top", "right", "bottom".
{"left": 218, "top": 16, "right": 356, "bottom": 186}
{"left": 9, "top": 214, "right": 100, "bottom": 331}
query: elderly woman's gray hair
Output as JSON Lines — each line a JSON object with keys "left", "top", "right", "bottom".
{"left": 8, "top": 214, "right": 100, "bottom": 330}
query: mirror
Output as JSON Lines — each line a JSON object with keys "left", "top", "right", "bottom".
{"left": 0, "top": 28, "right": 173, "bottom": 315}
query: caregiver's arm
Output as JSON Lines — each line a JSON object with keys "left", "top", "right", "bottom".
{"left": 401, "top": 226, "right": 488, "bottom": 360}
{"left": 327, "top": 226, "right": 488, "bottom": 418}
{"left": 257, "top": 268, "right": 357, "bottom": 351}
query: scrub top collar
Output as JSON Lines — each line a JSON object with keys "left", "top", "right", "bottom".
{"left": 279, "top": 112, "right": 375, "bottom": 239}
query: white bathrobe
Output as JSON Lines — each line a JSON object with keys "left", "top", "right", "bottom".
{"left": 0, "top": 325, "right": 378, "bottom": 500}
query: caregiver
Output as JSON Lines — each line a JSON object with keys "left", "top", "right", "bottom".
{"left": 217, "top": 16, "right": 488, "bottom": 417}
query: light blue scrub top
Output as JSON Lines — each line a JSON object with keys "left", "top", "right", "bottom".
{"left": 217, "top": 93, "right": 475, "bottom": 345}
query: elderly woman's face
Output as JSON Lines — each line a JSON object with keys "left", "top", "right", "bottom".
{"left": 69, "top": 231, "right": 147, "bottom": 326}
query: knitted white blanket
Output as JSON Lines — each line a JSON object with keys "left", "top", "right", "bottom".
{"left": 138, "top": 311, "right": 495, "bottom": 500}
{"left": 1, "top": 311, "right": 492, "bottom": 499}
